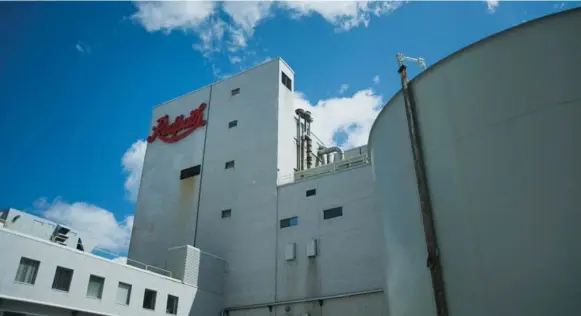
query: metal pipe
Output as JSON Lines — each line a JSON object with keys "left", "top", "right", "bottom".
{"left": 305, "top": 135, "right": 313, "bottom": 169}
{"left": 224, "top": 288, "right": 383, "bottom": 312}
{"left": 296, "top": 116, "right": 301, "bottom": 171}
{"left": 295, "top": 109, "right": 305, "bottom": 171}
{"left": 398, "top": 64, "right": 449, "bottom": 316}
{"left": 317, "top": 146, "right": 344, "bottom": 161}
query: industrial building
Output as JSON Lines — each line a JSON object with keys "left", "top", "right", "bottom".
{"left": 1, "top": 7, "right": 580, "bottom": 316}
{"left": 369, "top": 7, "right": 581, "bottom": 316}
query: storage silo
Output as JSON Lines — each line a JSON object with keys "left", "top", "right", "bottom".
{"left": 368, "top": 8, "right": 581, "bottom": 316}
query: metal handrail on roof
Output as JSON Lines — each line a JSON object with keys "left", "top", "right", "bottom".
{"left": 91, "top": 247, "right": 173, "bottom": 278}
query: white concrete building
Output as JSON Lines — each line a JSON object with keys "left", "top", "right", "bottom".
{"left": 5, "top": 8, "right": 580, "bottom": 316}
{"left": 0, "top": 58, "right": 384, "bottom": 316}
{"left": 128, "top": 58, "right": 385, "bottom": 315}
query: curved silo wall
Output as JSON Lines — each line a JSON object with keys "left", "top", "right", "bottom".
{"left": 368, "top": 8, "right": 581, "bottom": 316}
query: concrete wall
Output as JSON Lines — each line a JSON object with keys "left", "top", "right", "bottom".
{"left": 276, "top": 61, "right": 297, "bottom": 181}
{"left": 228, "top": 292, "right": 384, "bottom": 316}
{"left": 128, "top": 84, "right": 210, "bottom": 268}
{"left": 129, "top": 57, "right": 385, "bottom": 313}
{"left": 0, "top": 228, "right": 221, "bottom": 316}
{"left": 368, "top": 8, "right": 581, "bottom": 316}
{"left": 276, "top": 165, "right": 383, "bottom": 301}
{"left": 194, "top": 59, "right": 283, "bottom": 307}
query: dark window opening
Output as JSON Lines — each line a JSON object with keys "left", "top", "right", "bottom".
{"left": 280, "top": 216, "right": 298, "bottom": 228}
{"left": 221, "top": 209, "right": 232, "bottom": 218}
{"left": 15, "top": 257, "right": 40, "bottom": 284}
{"left": 228, "top": 120, "right": 238, "bottom": 128}
{"left": 323, "top": 207, "right": 343, "bottom": 220}
{"left": 143, "top": 289, "right": 157, "bottom": 310}
{"left": 52, "top": 266, "right": 74, "bottom": 292}
{"left": 225, "top": 160, "right": 235, "bottom": 169}
{"left": 180, "top": 165, "right": 201, "bottom": 180}
{"left": 231, "top": 88, "right": 240, "bottom": 96}
{"left": 281, "top": 72, "right": 292, "bottom": 91}
{"left": 167, "top": 294, "right": 179, "bottom": 315}
{"left": 87, "top": 275, "right": 105, "bottom": 299}
{"left": 306, "top": 189, "right": 316, "bottom": 197}
{"left": 77, "top": 238, "right": 85, "bottom": 251}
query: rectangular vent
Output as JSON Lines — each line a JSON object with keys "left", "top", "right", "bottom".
{"left": 225, "top": 160, "right": 235, "bottom": 169}
{"left": 231, "top": 88, "right": 240, "bottom": 96}
{"left": 323, "top": 207, "right": 343, "bottom": 220}
{"left": 228, "top": 120, "right": 238, "bottom": 128}
{"left": 306, "top": 189, "right": 316, "bottom": 197}
{"left": 280, "top": 216, "right": 298, "bottom": 228}
{"left": 221, "top": 209, "right": 232, "bottom": 218}
{"left": 180, "top": 165, "right": 201, "bottom": 180}
{"left": 281, "top": 72, "right": 292, "bottom": 91}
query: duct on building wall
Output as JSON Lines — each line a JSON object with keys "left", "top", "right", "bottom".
{"left": 318, "top": 146, "right": 344, "bottom": 162}
{"left": 305, "top": 135, "right": 313, "bottom": 169}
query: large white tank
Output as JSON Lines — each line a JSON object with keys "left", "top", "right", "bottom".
{"left": 368, "top": 8, "right": 581, "bottom": 316}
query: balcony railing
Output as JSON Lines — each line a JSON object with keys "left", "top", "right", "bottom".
{"left": 92, "top": 247, "right": 173, "bottom": 278}
{"left": 279, "top": 153, "right": 370, "bottom": 185}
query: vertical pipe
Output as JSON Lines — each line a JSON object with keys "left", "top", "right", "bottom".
{"left": 306, "top": 136, "right": 313, "bottom": 169}
{"left": 193, "top": 84, "right": 213, "bottom": 247}
{"left": 296, "top": 116, "right": 301, "bottom": 171}
{"left": 398, "top": 64, "right": 449, "bottom": 316}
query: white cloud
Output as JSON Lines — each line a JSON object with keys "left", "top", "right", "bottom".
{"left": 339, "top": 83, "right": 349, "bottom": 94}
{"left": 280, "top": 0, "right": 404, "bottom": 31}
{"left": 131, "top": 1, "right": 404, "bottom": 60}
{"left": 131, "top": 1, "right": 217, "bottom": 33}
{"left": 229, "top": 55, "right": 242, "bottom": 64}
{"left": 294, "top": 88, "right": 384, "bottom": 149}
{"left": 112, "top": 256, "right": 128, "bottom": 264}
{"left": 75, "top": 41, "right": 91, "bottom": 54}
{"left": 222, "top": 1, "right": 273, "bottom": 52}
{"left": 37, "top": 197, "right": 134, "bottom": 253}
{"left": 122, "top": 140, "right": 146, "bottom": 202}
{"left": 486, "top": 0, "right": 499, "bottom": 13}
{"left": 373, "top": 75, "right": 380, "bottom": 84}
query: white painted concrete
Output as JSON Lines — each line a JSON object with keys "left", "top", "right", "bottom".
{"left": 0, "top": 228, "right": 222, "bottom": 316}
{"left": 369, "top": 8, "right": 581, "bottom": 316}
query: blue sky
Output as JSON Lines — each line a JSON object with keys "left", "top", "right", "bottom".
{"left": 0, "top": 1, "right": 577, "bottom": 255}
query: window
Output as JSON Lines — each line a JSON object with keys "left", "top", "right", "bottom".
{"left": 323, "top": 207, "right": 343, "bottom": 220}
{"left": 143, "top": 289, "right": 157, "bottom": 310}
{"left": 225, "top": 160, "right": 235, "bottom": 169}
{"left": 231, "top": 88, "right": 240, "bottom": 96}
{"left": 116, "top": 282, "right": 132, "bottom": 305}
{"left": 52, "top": 266, "right": 74, "bottom": 292}
{"left": 228, "top": 120, "right": 238, "bottom": 128}
{"left": 86, "top": 275, "right": 105, "bottom": 299}
{"left": 306, "top": 189, "right": 316, "bottom": 197}
{"left": 14, "top": 257, "right": 40, "bottom": 285}
{"left": 166, "top": 294, "right": 179, "bottom": 315}
{"left": 280, "top": 216, "right": 298, "bottom": 228}
{"left": 180, "top": 165, "right": 201, "bottom": 180}
{"left": 221, "top": 209, "right": 232, "bottom": 218}
{"left": 281, "top": 71, "right": 292, "bottom": 91}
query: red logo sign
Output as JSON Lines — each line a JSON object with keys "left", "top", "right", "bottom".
{"left": 147, "top": 103, "right": 207, "bottom": 144}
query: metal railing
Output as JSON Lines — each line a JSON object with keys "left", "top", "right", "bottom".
{"left": 91, "top": 247, "right": 173, "bottom": 278}
{"left": 278, "top": 153, "right": 370, "bottom": 185}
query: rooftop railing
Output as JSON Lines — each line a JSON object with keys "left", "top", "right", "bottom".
{"left": 92, "top": 247, "right": 173, "bottom": 278}
{"left": 278, "top": 153, "right": 370, "bottom": 185}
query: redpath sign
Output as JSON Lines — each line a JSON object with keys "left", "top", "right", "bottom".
{"left": 147, "top": 103, "right": 207, "bottom": 144}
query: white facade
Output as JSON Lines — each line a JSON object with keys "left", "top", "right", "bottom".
{"left": 368, "top": 7, "right": 581, "bottom": 316}
{"left": 128, "top": 58, "right": 385, "bottom": 315}
{"left": 0, "top": 58, "right": 386, "bottom": 316}
{"left": 0, "top": 227, "right": 222, "bottom": 316}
